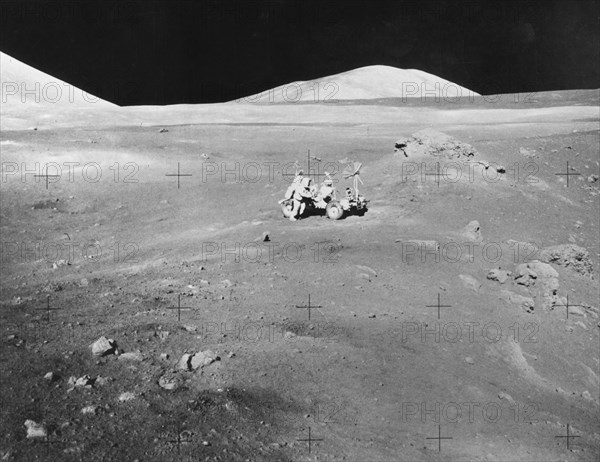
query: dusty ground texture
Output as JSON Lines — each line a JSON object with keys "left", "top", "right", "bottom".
{"left": 1, "top": 90, "right": 599, "bottom": 461}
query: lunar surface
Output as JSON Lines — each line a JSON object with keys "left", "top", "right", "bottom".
{"left": 1, "top": 51, "right": 599, "bottom": 461}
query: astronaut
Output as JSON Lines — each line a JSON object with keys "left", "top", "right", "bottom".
{"left": 290, "top": 177, "right": 314, "bottom": 221}
{"left": 284, "top": 170, "right": 304, "bottom": 200}
{"left": 319, "top": 178, "right": 334, "bottom": 201}
{"left": 314, "top": 178, "right": 334, "bottom": 208}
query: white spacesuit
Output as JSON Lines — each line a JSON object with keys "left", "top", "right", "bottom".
{"left": 315, "top": 178, "right": 334, "bottom": 207}
{"left": 290, "top": 177, "right": 313, "bottom": 221}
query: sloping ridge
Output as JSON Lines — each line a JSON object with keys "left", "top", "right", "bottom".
{"left": 1, "top": 51, "right": 115, "bottom": 108}
{"left": 238, "top": 65, "right": 480, "bottom": 103}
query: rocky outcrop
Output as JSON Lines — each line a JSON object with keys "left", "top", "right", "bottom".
{"left": 539, "top": 244, "right": 593, "bottom": 277}
{"left": 395, "top": 129, "right": 478, "bottom": 159}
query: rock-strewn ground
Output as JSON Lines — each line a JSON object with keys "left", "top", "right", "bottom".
{"left": 1, "top": 91, "right": 599, "bottom": 461}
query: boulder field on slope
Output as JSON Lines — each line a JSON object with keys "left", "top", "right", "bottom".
{"left": 392, "top": 129, "right": 506, "bottom": 184}
{"left": 539, "top": 244, "right": 594, "bottom": 277}
{"left": 394, "top": 128, "right": 478, "bottom": 159}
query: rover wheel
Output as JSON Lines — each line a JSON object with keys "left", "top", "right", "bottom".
{"left": 326, "top": 201, "right": 344, "bottom": 220}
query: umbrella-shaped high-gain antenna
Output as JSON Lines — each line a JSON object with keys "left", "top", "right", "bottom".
{"left": 342, "top": 162, "right": 363, "bottom": 199}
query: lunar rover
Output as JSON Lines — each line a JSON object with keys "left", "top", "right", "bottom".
{"left": 279, "top": 162, "right": 368, "bottom": 220}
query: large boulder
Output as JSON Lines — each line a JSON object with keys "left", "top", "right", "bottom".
{"left": 524, "top": 261, "right": 559, "bottom": 279}
{"left": 487, "top": 268, "right": 512, "bottom": 284}
{"left": 178, "top": 350, "right": 220, "bottom": 371}
{"left": 514, "top": 260, "right": 559, "bottom": 285}
{"left": 462, "top": 220, "right": 483, "bottom": 242}
{"left": 190, "top": 350, "right": 219, "bottom": 370}
{"left": 91, "top": 336, "right": 117, "bottom": 356}
{"left": 158, "top": 373, "right": 181, "bottom": 391}
{"left": 177, "top": 353, "right": 193, "bottom": 371}
{"left": 514, "top": 261, "right": 560, "bottom": 311}
{"left": 24, "top": 420, "right": 47, "bottom": 439}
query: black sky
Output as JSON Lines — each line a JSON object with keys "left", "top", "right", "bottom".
{"left": 1, "top": 0, "right": 598, "bottom": 105}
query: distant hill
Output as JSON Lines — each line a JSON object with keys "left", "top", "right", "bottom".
{"left": 236, "top": 65, "right": 480, "bottom": 103}
{"left": 0, "top": 51, "right": 115, "bottom": 108}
